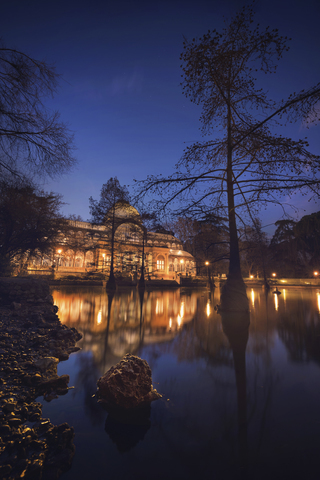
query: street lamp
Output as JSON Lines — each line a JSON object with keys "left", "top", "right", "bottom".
{"left": 272, "top": 273, "right": 276, "bottom": 277}
{"left": 205, "top": 261, "right": 210, "bottom": 285}
{"left": 56, "top": 249, "right": 62, "bottom": 266}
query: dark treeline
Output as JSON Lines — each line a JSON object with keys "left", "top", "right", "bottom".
{"left": 171, "top": 212, "right": 320, "bottom": 279}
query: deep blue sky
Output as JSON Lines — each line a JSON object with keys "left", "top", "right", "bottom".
{"left": 1, "top": 0, "right": 320, "bottom": 233}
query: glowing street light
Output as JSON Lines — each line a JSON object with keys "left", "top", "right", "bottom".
{"left": 205, "top": 261, "right": 211, "bottom": 286}
{"left": 272, "top": 273, "right": 276, "bottom": 277}
{"left": 314, "top": 271, "right": 319, "bottom": 277}
{"left": 56, "top": 249, "right": 62, "bottom": 266}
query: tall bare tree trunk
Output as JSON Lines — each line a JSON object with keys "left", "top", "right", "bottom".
{"left": 221, "top": 105, "right": 248, "bottom": 311}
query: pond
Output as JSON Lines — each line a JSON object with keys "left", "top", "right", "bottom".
{"left": 41, "top": 286, "right": 320, "bottom": 480}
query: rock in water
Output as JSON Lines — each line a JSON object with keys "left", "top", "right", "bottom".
{"left": 97, "top": 354, "right": 161, "bottom": 409}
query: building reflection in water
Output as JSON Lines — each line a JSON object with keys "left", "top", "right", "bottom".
{"left": 52, "top": 287, "right": 197, "bottom": 369}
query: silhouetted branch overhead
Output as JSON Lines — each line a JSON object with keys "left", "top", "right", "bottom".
{"left": 0, "top": 39, "right": 76, "bottom": 179}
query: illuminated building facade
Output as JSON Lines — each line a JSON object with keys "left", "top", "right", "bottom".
{"left": 29, "top": 202, "right": 196, "bottom": 279}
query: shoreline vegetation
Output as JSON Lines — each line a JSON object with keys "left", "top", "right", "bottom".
{"left": 0, "top": 277, "right": 82, "bottom": 480}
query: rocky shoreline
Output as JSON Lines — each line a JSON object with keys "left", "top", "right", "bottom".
{"left": 0, "top": 278, "right": 82, "bottom": 480}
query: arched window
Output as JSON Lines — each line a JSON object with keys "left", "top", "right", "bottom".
{"left": 75, "top": 257, "right": 82, "bottom": 268}
{"left": 85, "top": 251, "right": 94, "bottom": 268}
{"left": 173, "top": 258, "right": 179, "bottom": 272}
{"left": 157, "top": 255, "right": 165, "bottom": 271}
{"left": 75, "top": 252, "right": 84, "bottom": 268}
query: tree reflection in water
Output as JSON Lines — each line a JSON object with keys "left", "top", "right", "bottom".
{"left": 221, "top": 309, "right": 250, "bottom": 470}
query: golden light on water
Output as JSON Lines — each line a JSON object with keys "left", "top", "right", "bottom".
{"left": 274, "top": 294, "right": 279, "bottom": 311}
{"left": 251, "top": 288, "right": 255, "bottom": 306}
{"left": 97, "top": 310, "right": 102, "bottom": 324}
{"left": 169, "top": 317, "right": 172, "bottom": 329}
{"left": 206, "top": 301, "right": 211, "bottom": 317}
{"left": 156, "top": 299, "right": 164, "bottom": 315}
{"left": 177, "top": 315, "right": 182, "bottom": 328}
{"left": 317, "top": 292, "right": 320, "bottom": 313}
{"left": 180, "top": 301, "right": 185, "bottom": 318}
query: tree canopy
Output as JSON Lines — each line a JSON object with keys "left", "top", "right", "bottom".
{"left": 0, "top": 39, "right": 76, "bottom": 179}
{"left": 0, "top": 179, "right": 65, "bottom": 275}
{"left": 136, "top": 4, "right": 320, "bottom": 308}
{"left": 89, "top": 177, "right": 133, "bottom": 288}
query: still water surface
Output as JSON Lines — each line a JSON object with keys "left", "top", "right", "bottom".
{"left": 41, "top": 286, "right": 320, "bottom": 479}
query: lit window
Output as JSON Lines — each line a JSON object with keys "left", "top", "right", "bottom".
{"left": 157, "top": 260, "right": 164, "bottom": 271}
{"left": 157, "top": 255, "right": 165, "bottom": 271}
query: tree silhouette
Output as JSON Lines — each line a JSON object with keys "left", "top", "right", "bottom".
{"left": 89, "top": 177, "right": 131, "bottom": 289}
{"left": 136, "top": 5, "right": 320, "bottom": 311}
{"left": 0, "top": 178, "right": 65, "bottom": 275}
{"left": 0, "top": 39, "right": 76, "bottom": 179}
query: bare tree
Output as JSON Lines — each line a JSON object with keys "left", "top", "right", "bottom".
{"left": 0, "top": 39, "right": 76, "bottom": 179}
{"left": 89, "top": 177, "right": 131, "bottom": 289}
{"left": 136, "top": 5, "right": 320, "bottom": 310}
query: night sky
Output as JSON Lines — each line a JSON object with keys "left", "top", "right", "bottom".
{"left": 1, "top": 0, "right": 320, "bottom": 234}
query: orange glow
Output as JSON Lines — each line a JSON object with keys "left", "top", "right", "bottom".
{"left": 272, "top": 273, "right": 276, "bottom": 277}
{"left": 274, "top": 294, "right": 279, "bottom": 311}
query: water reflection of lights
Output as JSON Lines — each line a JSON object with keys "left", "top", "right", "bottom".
{"left": 274, "top": 294, "right": 279, "bottom": 311}
{"left": 52, "top": 289, "right": 197, "bottom": 339}
{"left": 206, "top": 301, "right": 211, "bottom": 317}
{"left": 317, "top": 292, "right": 320, "bottom": 313}
{"left": 156, "top": 299, "right": 164, "bottom": 315}
{"left": 180, "top": 302, "right": 185, "bottom": 318}
{"left": 251, "top": 289, "right": 255, "bottom": 307}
